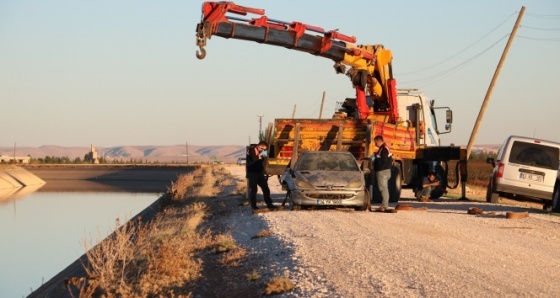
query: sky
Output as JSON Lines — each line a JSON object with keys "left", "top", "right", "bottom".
{"left": 1, "top": 0, "right": 559, "bottom": 147}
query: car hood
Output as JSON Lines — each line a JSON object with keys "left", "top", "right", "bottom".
{"left": 295, "top": 170, "right": 363, "bottom": 187}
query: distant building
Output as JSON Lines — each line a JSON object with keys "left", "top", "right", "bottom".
{"left": 0, "top": 154, "right": 30, "bottom": 164}
{"left": 87, "top": 144, "right": 99, "bottom": 164}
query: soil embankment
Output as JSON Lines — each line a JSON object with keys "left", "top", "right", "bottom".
{"left": 24, "top": 164, "right": 198, "bottom": 298}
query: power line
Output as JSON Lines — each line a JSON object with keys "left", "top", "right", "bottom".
{"left": 399, "top": 11, "right": 517, "bottom": 76}
{"left": 526, "top": 13, "right": 560, "bottom": 19}
{"left": 521, "top": 25, "right": 560, "bottom": 31}
{"left": 517, "top": 35, "right": 560, "bottom": 41}
{"left": 401, "top": 35, "right": 508, "bottom": 87}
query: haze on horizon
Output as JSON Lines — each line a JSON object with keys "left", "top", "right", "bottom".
{"left": 1, "top": 0, "right": 559, "bottom": 148}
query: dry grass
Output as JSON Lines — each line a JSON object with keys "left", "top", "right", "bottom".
{"left": 218, "top": 246, "right": 247, "bottom": 267}
{"left": 213, "top": 234, "right": 239, "bottom": 253}
{"left": 68, "top": 165, "right": 267, "bottom": 297}
{"left": 252, "top": 229, "right": 274, "bottom": 239}
{"left": 263, "top": 276, "right": 295, "bottom": 295}
{"left": 0, "top": 164, "right": 20, "bottom": 170}
{"left": 245, "top": 269, "right": 261, "bottom": 281}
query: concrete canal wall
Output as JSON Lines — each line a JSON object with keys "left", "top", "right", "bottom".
{"left": 0, "top": 167, "right": 45, "bottom": 190}
{"left": 24, "top": 165, "right": 197, "bottom": 192}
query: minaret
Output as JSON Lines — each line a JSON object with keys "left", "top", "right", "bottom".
{"left": 91, "top": 144, "right": 99, "bottom": 164}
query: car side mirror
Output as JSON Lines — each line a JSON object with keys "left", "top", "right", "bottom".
{"left": 288, "top": 168, "right": 296, "bottom": 178}
{"left": 359, "top": 158, "right": 372, "bottom": 173}
{"left": 486, "top": 157, "right": 496, "bottom": 167}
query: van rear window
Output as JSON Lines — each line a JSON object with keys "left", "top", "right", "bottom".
{"left": 508, "top": 141, "right": 559, "bottom": 170}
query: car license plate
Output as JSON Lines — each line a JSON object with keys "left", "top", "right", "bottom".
{"left": 317, "top": 199, "right": 342, "bottom": 205}
{"left": 519, "top": 172, "right": 543, "bottom": 182}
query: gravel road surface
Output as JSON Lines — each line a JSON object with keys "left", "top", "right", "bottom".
{"left": 221, "top": 165, "right": 560, "bottom": 297}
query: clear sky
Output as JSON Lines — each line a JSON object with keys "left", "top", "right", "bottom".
{"left": 1, "top": 0, "right": 559, "bottom": 147}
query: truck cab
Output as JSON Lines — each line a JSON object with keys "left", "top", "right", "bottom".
{"left": 395, "top": 90, "right": 452, "bottom": 148}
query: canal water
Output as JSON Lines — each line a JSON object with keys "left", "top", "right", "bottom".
{"left": 0, "top": 189, "right": 159, "bottom": 298}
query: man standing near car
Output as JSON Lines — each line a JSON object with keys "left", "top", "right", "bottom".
{"left": 372, "top": 135, "right": 396, "bottom": 213}
{"left": 246, "top": 141, "right": 277, "bottom": 211}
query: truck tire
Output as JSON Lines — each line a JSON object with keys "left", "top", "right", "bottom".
{"left": 368, "top": 167, "right": 401, "bottom": 204}
{"left": 368, "top": 173, "right": 382, "bottom": 204}
{"left": 486, "top": 180, "right": 500, "bottom": 204}
{"left": 389, "top": 165, "right": 402, "bottom": 203}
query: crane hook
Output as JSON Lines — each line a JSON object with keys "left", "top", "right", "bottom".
{"left": 196, "top": 45, "right": 206, "bottom": 60}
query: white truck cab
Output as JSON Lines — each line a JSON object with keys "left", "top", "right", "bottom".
{"left": 396, "top": 90, "right": 452, "bottom": 147}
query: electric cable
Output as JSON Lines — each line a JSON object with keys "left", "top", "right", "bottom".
{"left": 525, "top": 13, "right": 560, "bottom": 19}
{"left": 517, "top": 35, "right": 560, "bottom": 41}
{"left": 399, "top": 12, "right": 517, "bottom": 76}
{"left": 401, "top": 35, "right": 508, "bottom": 87}
{"left": 521, "top": 25, "right": 560, "bottom": 31}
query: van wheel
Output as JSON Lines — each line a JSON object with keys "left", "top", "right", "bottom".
{"left": 486, "top": 180, "right": 500, "bottom": 203}
{"left": 552, "top": 181, "right": 560, "bottom": 213}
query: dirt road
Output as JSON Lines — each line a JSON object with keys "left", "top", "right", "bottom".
{"left": 223, "top": 165, "right": 560, "bottom": 297}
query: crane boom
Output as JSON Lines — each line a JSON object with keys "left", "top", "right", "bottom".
{"left": 195, "top": 1, "right": 399, "bottom": 122}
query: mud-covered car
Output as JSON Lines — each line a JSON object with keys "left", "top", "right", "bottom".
{"left": 281, "top": 151, "right": 370, "bottom": 211}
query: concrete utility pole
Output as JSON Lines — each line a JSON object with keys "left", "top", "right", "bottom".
{"left": 257, "top": 115, "right": 264, "bottom": 140}
{"left": 466, "top": 6, "right": 525, "bottom": 159}
{"left": 186, "top": 141, "right": 189, "bottom": 164}
{"left": 319, "top": 91, "right": 326, "bottom": 119}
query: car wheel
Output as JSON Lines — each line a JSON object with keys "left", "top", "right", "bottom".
{"left": 486, "top": 179, "right": 500, "bottom": 204}
{"left": 284, "top": 191, "right": 300, "bottom": 211}
{"left": 552, "top": 181, "right": 560, "bottom": 213}
{"left": 356, "top": 189, "right": 371, "bottom": 211}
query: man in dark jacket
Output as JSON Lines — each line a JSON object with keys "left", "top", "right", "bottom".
{"left": 372, "top": 135, "right": 396, "bottom": 213}
{"left": 246, "top": 141, "right": 276, "bottom": 211}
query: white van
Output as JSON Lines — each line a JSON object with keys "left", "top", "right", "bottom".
{"left": 486, "top": 135, "right": 560, "bottom": 207}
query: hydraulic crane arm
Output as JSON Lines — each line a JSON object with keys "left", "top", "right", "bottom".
{"left": 195, "top": 1, "right": 399, "bottom": 122}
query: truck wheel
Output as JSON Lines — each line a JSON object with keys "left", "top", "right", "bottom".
{"left": 389, "top": 165, "right": 402, "bottom": 203}
{"left": 552, "top": 181, "right": 560, "bottom": 213}
{"left": 486, "top": 180, "right": 500, "bottom": 204}
{"left": 368, "top": 173, "right": 382, "bottom": 204}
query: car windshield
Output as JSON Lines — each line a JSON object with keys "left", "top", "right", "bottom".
{"left": 296, "top": 153, "right": 359, "bottom": 171}
{"left": 509, "top": 141, "right": 559, "bottom": 170}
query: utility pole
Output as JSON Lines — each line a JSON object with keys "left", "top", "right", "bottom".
{"left": 185, "top": 141, "right": 189, "bottom": 164}
{"left": 466, "top": 6, "right": 525, "bottom": 159}
{"left": 13, "top": 142, "right": 16, "bottom": 163}
{"left": 257, "top": 115, "right": 264, "bottom": 141}
{"left": 291, "top": 104, "right": 297, "bottom": 119}
{"left": 319, "top": 91, "right": 326, "bottom": 119}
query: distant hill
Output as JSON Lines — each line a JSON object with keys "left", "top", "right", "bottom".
{"left": 0, "top": 145, "right": 247, "bottom": 163}
{"left": 0, "top": 144, "right": 501, "bottom": 164}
